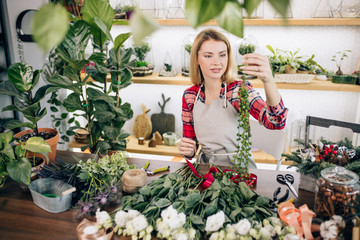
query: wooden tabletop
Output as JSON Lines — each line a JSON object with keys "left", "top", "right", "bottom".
{"left": 0, "top": 150, "right": 314, "bottom": 240}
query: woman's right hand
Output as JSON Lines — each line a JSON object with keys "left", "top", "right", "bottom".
{"left": 178, "top": 138, "right": 197, "bottom": 158}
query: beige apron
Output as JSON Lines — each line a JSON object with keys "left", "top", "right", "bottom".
{"left": 193, "top": 83, "right": 256, "bottom": 168}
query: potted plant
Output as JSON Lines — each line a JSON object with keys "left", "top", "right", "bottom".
{"left": 331, "top": 50, "right": 357, "bottom": 84}
{"left": 0, "top": 62, "right": 59, "bottom": 162}
{"left": 47, "top": 0, "right": 134, "bottom": 155}
{"left": 0, "top": 131, "right": 51, "bottom": 187}
{"left": 237, "top": 42, "right": 256, "bottom": 78}
{"left": 129, "top": 41, "right": 154, "bottom": 77}
{"left": 122, "top": 5, "right": 135, "bottom": 20}
{"left": 283, "top": 49, "right": 302, "bottom": 74}
{"left": 266, "top": 45, "right": 288, "bottom": 75}
{"left": 181, "top": 43, "right": 192, "bottom": 77}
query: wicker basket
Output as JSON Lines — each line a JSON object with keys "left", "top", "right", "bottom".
{"left": 275, "top": 74, "right": 314, "bottom": 84}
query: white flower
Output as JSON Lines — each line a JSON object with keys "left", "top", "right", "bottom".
{"left": 127, "top": 209, "right": 140, "bottom": 219}
{"left": 95, "top": 209, "right": 110, "bottom": 225}
{"left": 331, "top": 215, "right": 345, "bottom": 228}
{"left": 115, "top": 210, "right": 128, "bottom": 227}
{"left": 284, "top": 233, "right": 300, "bottom": 240}
{"left": 161, "top": 205, "right": 179, "bottom": 224}
{"left": 174, "top": 232, "right": 188, "bottom": 240}
{"left": 209, "top": 232, "right": 219, "bottom": 240}
{"left": 259, "top": 227, "right": 272, "bottom": 240}
{"left": 205, "top": 211, "right": 225, "bottom": 232}
{"left": 269, "top": 216, "right": 282, "bottom": 227}
{"left": 168, "top": 212, "right": 186, "bottom": 230}
{"left": 233, "top": 219, "right": 251, "bottom": 235}
{"left": 249, "top": 228, "right": 260, "bottom": 239}
{"left": 265, "top": 224, "right": 276, "bottom": 237}
{"left": 132, "top": 214, "right": 148, "bottom": 232}
{"left": 189, "top": 228, "right": 196, "bottom": 239}
{"left": 320, "top": 220, "right": 338, "bottom": 240}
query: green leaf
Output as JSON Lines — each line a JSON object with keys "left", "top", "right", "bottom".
{"left": 255, "top": 196, "right": 270, "bottom": 207}
{"left": 0, "top": 81, "right": 28, "bottom": 101}
{"left": 49, "top": 74, "right": 81, "bottom": 94}
{"left": 94, "top": 16, "right": 113, "bottom": 42}
{"left": 238, "top": 181, "right": 256, "bottom": 201}
{"left": 6, "top": 63, "right": 34, "bottom": 92}
{"left": 89, "top": 52, "right": 107, "bottom": 65}
{"left": 154, "top": 198, "right": 171, "bottom": 208}
{"left": 216, "top": 2, "right": 244, "bottom": 38}
{"left": 185, "top": 192, "right": 201, "bottom": 209}
{"left": 190, "top": 214, "right": 205, "bottom": 225}
{"left": 114, "top": 33, "right": 131, "bottom": 50}
{"left": 82, "top": 0, "right": 114, "bottom": 46}
{"left": 185, "top": 0, "right": 225, "bottom": 28}
{"left": 32, "top": 3, "right": 69, "bottom": 52}
{"left": 87, "top": 88, "right": 116, "bottom": 103}
{"left": 7, "top": 158, "right": 31, "bottom": 185}
{"left": 268, "top": 0, "right": 290, "bottom": 19}
{"left": 63, "top": 93, "right": 84, "bottom": 112}
{"left": 33, "top": 85, "right": 58, "bottom": 103}
{"left": 204, "top": 204, "right": 218, "bottom": 218}
{"left": 129, "top": 10, "right": 159, "bottom": 45}
{"left": 230, "top": 208, "right": 243, "bottom": 221}
{"left": 139, "top": 185, "right": 151, "bottom": 196}
{"left": 23, "top": 137, "right": 51, "bottom": 153}
{"left": 243, "top": 0, "right": 262, "bottom": 17}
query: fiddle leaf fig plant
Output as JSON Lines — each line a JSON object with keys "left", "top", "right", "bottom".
{"left": 0, "top": 63, "right": 56, "bottom": 135}
{"left": 0, "top": 131, "right": 51, "bottom": 187}
{"left": 48, "top": 0, "right": 134, "bottom": 155}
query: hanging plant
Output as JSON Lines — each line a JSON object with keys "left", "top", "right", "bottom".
{"left": 233, "top": 76, "right": 252, "bottom": 176}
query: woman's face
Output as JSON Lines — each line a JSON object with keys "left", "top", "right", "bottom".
{"left": 197, "top": 39, "right": 228, "bottom": 82}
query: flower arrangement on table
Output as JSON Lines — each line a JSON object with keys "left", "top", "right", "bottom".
{"left": 283, "top": 138, "right": 360, "bottom": 178}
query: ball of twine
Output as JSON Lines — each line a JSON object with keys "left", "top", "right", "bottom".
{"left": 121, "top": 169, "right": 147, "bottom": 193}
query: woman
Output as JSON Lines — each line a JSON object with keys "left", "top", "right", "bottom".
{"left": 178, "top": 28, "right": 288, "bottom": 168}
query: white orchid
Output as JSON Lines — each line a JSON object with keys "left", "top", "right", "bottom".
{"left": 331, "top": 215, "right": 345, "bottom": 229}
{"left": 205, "top": 211, "right": 225, "bottom": 232}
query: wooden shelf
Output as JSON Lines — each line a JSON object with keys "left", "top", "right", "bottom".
{"left": 114, "top": 18, "right": 360, "bottom": 26}
{"left": 82, "top": 73, "right": 360, "bottom": 92}
{"left": 134, "top": 73, "right": 360, "bottom": 92}
{"left": 68, "top": 135, "right": 292, "bottom": 165}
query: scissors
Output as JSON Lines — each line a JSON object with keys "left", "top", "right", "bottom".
{"left": 276, "top": 174, "right": 298, "bottom": 198}
{"left": 141, "top": 160, "right": 170, "bottom": 175}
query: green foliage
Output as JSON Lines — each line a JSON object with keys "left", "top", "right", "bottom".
{"left": 283, "top": 137, "right": 360, "bottom": 178}
{"left": 0, "top": 131, "right": 51, "bottom": 187}
{"left": 0, "top": 62, "right": 56, "bottom": 135}
{"left": 48, "top": 4, "right": 134, "bottom": 155}
{"left": 164, "top": 63, "right": 172, "bottom": 72}
{"left": 233, "top": 77, "right": 252, "bottom": 174}
{"left": 238, "top": 43, "right": 255, "bottom": 55}
{"left": 119, "top": 164, "right": 275, "bottom": 236}
{"left": 331, "top": 50, "right": 352, "bottom": 75}
{"left": 133, "top": 42, "right": 151, "bottom": 62}
{"left": 185, "top": 44, "right": 192, "bottom": 54}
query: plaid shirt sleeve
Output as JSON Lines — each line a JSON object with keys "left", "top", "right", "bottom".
{"left": 182, "top": 85, "right": 199, "bottom": 141}
{"left": 227, "top": 80, "right": 288, "bottom": 129}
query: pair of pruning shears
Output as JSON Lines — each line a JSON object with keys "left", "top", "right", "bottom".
{"left": 141, "top": 160, "right": 170, "bottom": 175}
{"left": 276, "top": 174, "right": 299, "bottom": 198}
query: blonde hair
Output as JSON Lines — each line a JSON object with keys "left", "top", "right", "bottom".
{"left": 189, "top": 28, "right": 237, "bottom": 85}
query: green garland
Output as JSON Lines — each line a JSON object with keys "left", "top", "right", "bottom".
{"left": 233, "top": 76, "right": 252, "bottom": 175}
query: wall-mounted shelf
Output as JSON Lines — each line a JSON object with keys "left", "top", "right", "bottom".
{"left": 113, "top": 18, "right": 360, "bottom": 26}
{"left": 81, "top": 73, "right": 360, "bottom": 92}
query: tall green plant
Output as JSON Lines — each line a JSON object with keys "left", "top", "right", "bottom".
{"left": 0, "top": 63, "right": 56, "bottom": 135}
{"left": 47, "top": 0, "right": 134, "bottom": 155}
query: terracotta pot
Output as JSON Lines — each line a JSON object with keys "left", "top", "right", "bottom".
{"left": 14, "top": 128, "right": 59, "bottom": 163}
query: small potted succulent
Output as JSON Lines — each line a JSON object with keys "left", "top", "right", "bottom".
{"left": 0, "top": 131, "right": 51, "bottom": 187}
{"left": 0, "top": 62, "right": 59, "bottom": 162}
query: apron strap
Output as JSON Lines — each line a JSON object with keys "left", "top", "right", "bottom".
{"left": 195, "top": 84, "right": 203, "bottom": 103}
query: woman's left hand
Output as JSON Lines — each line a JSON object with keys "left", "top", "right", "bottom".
{"left": 240, "top": 53, "right": 275, "bottom": 83}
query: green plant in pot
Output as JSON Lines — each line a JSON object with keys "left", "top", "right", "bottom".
{"left": 0, "top": 131, "right": 51, "bottom": 187}
{"left": 0, "top": 62, "right": 59, "bottom": 161}
{"left": 266, "top": 45, "right": 288, "bottom": 75}
{"left": 283, "top": 49, "right": 302, "bottom": 74}
{"left": 47, "top": 0, "right": 134, "bottom": 155}
{"left": 330, "top": 50, "right": 357, "bottom": 84}
{"left": 237, "top": 43, "right": 256, "bottom": 78}
{"left": 129, "top": 41, "right": 153, "bottom": 77}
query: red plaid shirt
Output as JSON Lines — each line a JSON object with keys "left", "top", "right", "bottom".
{"left": 182, "top": 80, "right": 288, "bottom": 141}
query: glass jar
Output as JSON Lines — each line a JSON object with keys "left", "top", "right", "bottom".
{"left": 315, "top": 166, "right": 360, "bottom": 219}
{"left": 181, "top": 34, "right": 195, "bottom": 77}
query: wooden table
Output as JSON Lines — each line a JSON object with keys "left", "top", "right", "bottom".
{"left": 0, "top": 151, "right": 314, "bottom": 240}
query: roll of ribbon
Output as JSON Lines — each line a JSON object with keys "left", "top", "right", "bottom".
{"left": 76, "top": 218, "right": 113, "bottom": 240}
